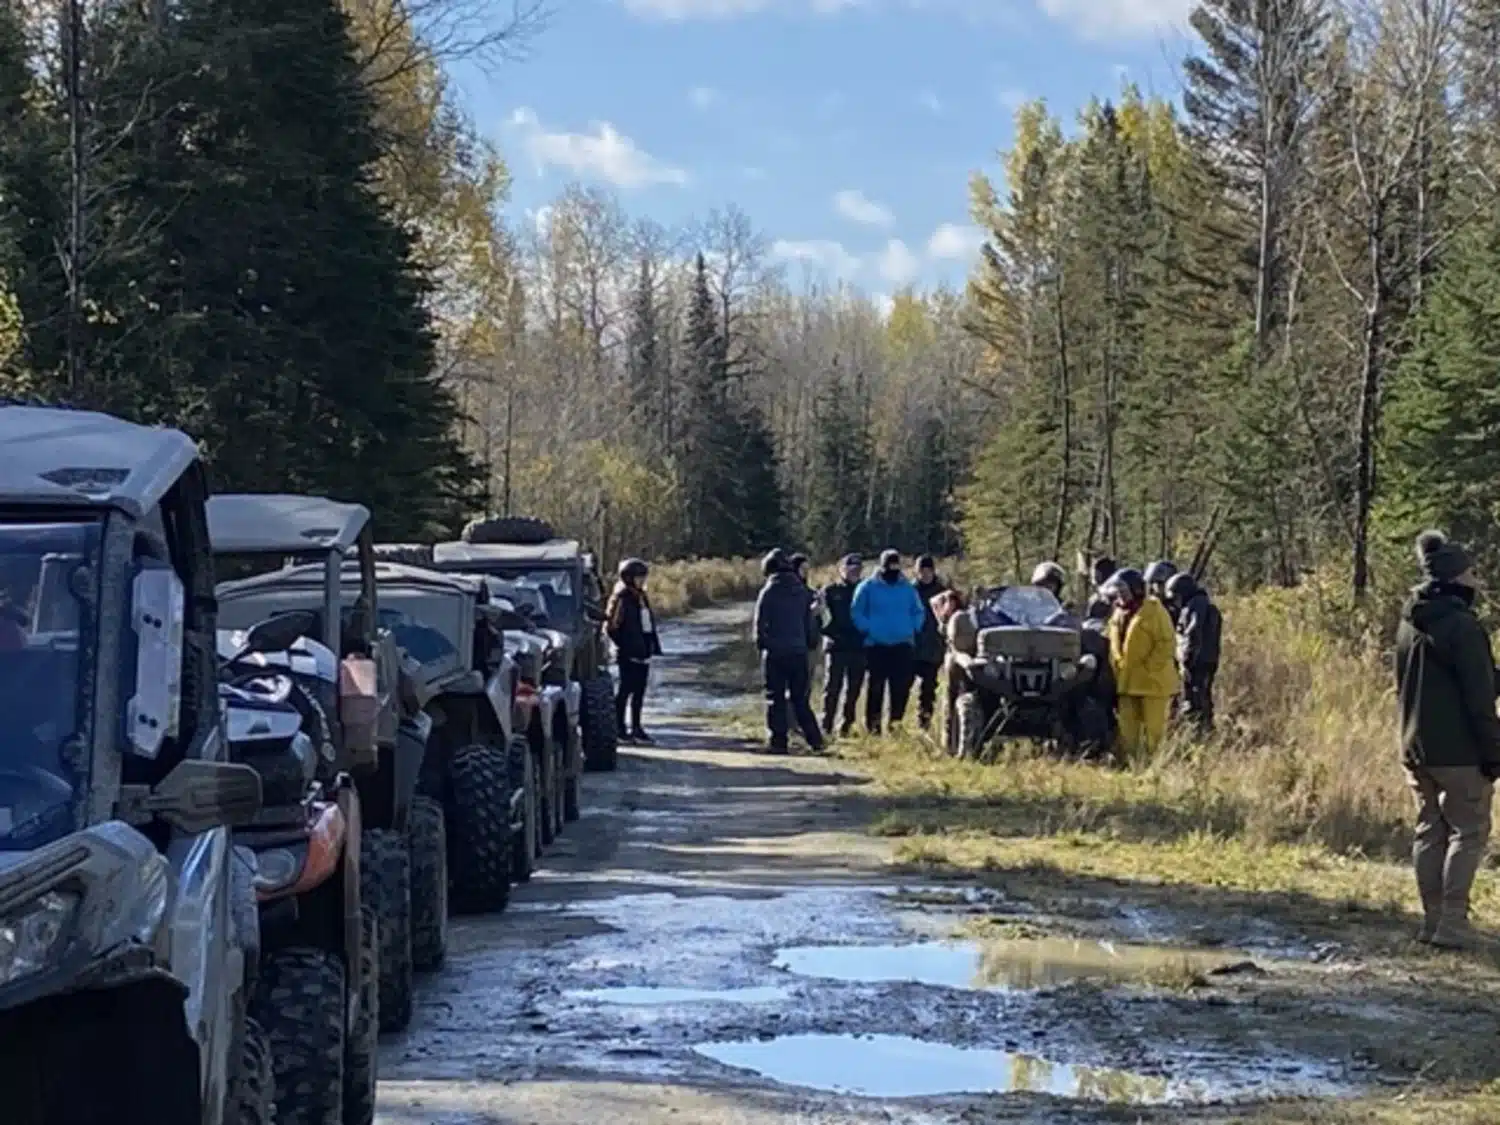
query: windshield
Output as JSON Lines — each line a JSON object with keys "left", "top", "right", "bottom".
{"left": 985, "top": 585, "right": 1065, "bottom": 628}
{"left": 456, "top": 565, "right": 576, "bottom": 629}
{"left": 0, "top": 520, "right": 100, "bottom": 851}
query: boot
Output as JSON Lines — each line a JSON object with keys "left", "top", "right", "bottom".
{"left": 1430, "top": 917, "right": 1480, "bottom": 950}
{"left": 631, "top": 728, "right": 654, "bottom": 745}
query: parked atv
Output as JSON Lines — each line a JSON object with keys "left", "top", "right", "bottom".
{"left": 943, "top": 585, "right": 1109, "bottom": 760}
{"left": 0, "top": 405, "right": 265, "bottom": 1125}
{"left": 208, "top": 494, "right": 429, "bottom": 1035}
{"left": 379, "top": 517, "right": 617, "bottom": 771}
{"left": 218, "top": 612, "right": 378, "bottom": 1125}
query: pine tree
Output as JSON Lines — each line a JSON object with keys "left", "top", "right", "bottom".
{"left": 804, "top": 363, "right": 873, "bottom": 558}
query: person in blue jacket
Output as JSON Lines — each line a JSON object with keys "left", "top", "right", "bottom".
{"left": 851, "top": 548, "right": 926, "bottom": 734}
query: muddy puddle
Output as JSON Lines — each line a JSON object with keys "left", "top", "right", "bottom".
{"left": 775, "top": 935, "right": 1248, "bottom": 992}
{"left": 567, "top": 985, "right": 793, "bottom": 1006}
{"left": 651, "top": 604, "right": 754, "bottom": 718}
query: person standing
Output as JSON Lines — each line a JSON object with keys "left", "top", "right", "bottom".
{"left": 820, "top": 553, "right": 866, "bottom": 737}
{"left": 1396, "top": 531, "right": 1500, "bottom": 948}
{"left": 852, "top": 549, "right": 925, "bottom": 735}
{"left": 1164, "top": 572, "right": 1222, "bottom": 733}
{"left": 1086, "top": 555, "right": 1117, "bottom": 620}
{"left": 912, "top": 555, "right": 948, "bottom": 730}
{"left": 606, "top": 557, "right": 663, "bottom": 745}
{"left": 1104, "top": 567, "right": 1178, "bottom": 761}
{"left": 753, "top": 549, "right": 825, "bottom": 754}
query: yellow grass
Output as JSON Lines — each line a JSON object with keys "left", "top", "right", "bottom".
{"left": 644, "top": 557, "right": 762, "bottom": 619}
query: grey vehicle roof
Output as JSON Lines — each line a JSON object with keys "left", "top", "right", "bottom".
{"left": 371, "top": 560, "right": 485, "bottom": 596}
{"left": 431, "top": 539, "right": 582, "bottom": 565}
{"left": 217, "top": 558, "right": 483, "bottom": 599}
{"left": 0, "top": 405, "right": 200, "bottom": 517}
{"left": 207, "top": 493, "right": 370, "bottom": 554}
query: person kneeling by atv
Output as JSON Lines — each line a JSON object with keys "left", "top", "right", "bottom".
{"left": 608, "top": 558, "right": 662, "bottom": 744}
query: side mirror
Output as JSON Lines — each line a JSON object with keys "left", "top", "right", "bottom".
{"left": 128, "top": 562, "right": 185, "bottom": 759}
{"left": 246, "top": 609, "right": 318, "bottom": 655}
{"left": 119, "top": 758, "right": 263, "bottom": 833}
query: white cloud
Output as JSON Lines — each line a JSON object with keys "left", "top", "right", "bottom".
{"left": 771, "top": 238, "right": 862, "bottom": 279}
{"left": 919, "top": 89, "right": 943, "bottom": 114}
{"left": 507, "top": 107, "right": 688, "bottom": 189}
{"left": 689, "top": 85, "right": 719, "bottom": 109}
{"left": 1035, "top": 0, "right": 1192, "bottom": 37}
{"left": 926, "top": 222, "right": 986, "bottom": 262}
{"left": 876, "top": 239, "right": 921, "bottom": 286}
{"left": 833, "top": 189, "right": 894, "bottom": 228}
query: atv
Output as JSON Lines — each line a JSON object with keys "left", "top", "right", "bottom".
{"left": 943, "top": 585, "right": 1110, "bottom": 760}
{"left": 0, "top": 405, "right": 265, "bottom": 1125}
{"left": 378, "top": 516, "right": 617, "bottom": 771}
{"left": 218, "top": 612, "right": 379, "bottom": 1125}
{"left": 207, "top": 494, "right": 430, "bottom": 1036}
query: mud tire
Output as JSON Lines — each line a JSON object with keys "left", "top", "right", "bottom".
{"left": 507, "top": 735, "right": 536, "bottom": 883}
{"left": 581, "top": 674, "right": 618, "bottom": 772}
{"left": 538, "top": 745, "right": 557, "bottom": 848}
{"left": 254, "top": 948, "right": 345, "bottom": 1125}
{"left": 954, "top": 692, "right": 984, "bottom": 760}
{"left": 230, "top": 1016, "right": 274, "bottom": 1125}
{"left": 563, "top": 772, "right": 581, "bottom": 823}
{"left": 462, "top": 516, "right": 556, "bottom": 545}
{"left": 407, "top": 795, "right": 448, "bottom": 971}
{"left": 360, "top": 829, "right": 413, "bottom": 1033}
{"left": 343, "top": 907, "right": 380, "bottom": 1125}
{"left": 448, "top": 742, "right": 513, "bottom": 913}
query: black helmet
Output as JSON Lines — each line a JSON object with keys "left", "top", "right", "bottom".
{"left": 1164, "top": 571, "right": 1199, "bottom": 605}
{"left": 618, "top": 557, "right": 649, "bottom": 581}
{"left": 762, "top": 548, "right": 790, "bottom": 577}
{"left": 1091, "top": 556, "right": 1117, "bottom": 585}
{"left": 1144, "top": 560, "right": 1178, "bottom": 588}
{"left": 1106, "top": 567, "right": 1146, "bottom": 601}
{"left": 789, "top": 552, "right": 809, "bottom": 571}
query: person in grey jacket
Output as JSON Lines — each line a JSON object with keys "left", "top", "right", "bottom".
{"left": 754, "top": 549, "right": 825, "bottom": 753}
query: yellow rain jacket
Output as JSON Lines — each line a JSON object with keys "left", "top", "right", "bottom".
{"left": 1108, "top": 597, "right": 1180, "bottom": 699}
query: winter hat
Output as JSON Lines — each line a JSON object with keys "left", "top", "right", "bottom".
{"left": 841, "top": 553, "right": 863, "bottom": 568}
{"left": 917, "top": 554, "right": 937, "bottom": 570}
{"left": 880, "top": 549, "right": 901, "bottom": 570}
{"left": 1417, "top": 530, "right": 1472, "bottom": 584}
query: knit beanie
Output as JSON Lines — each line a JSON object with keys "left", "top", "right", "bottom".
{"left": 1416, "top": 530, "right": 1472, "bottom": 584}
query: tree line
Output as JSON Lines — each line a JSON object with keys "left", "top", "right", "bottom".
{"left": 964, "top": 0, "right": 1500, "bottom": 607}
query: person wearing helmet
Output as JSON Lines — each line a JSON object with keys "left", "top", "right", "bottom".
{"left": 1164, "top": 571, "right": 1222, "bottom": 733}
{"left": 852, "top": 549, "right": 926, "bottom": 734}
{"left": 1104, "top": 567, "right": 1178, "bottom": 760}
{"left": 1086, "top": 555, "right": 1117, "bottom": 620}
{"left": 754, "top": 549, "right": 825, "bottom": 753}
{"left": 819, "top": 553, "right": 867, "bottom": 737}
{"left": 911, "top": 555, "right": 949, "bottom": 731}
{"left": 1144, "top": 561, "right": 1180, "bottom": 621}
{"left": 607, "top": 557, "right": 663, "bottom": 744}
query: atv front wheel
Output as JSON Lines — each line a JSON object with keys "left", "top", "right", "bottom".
{"left": 254, "top": 948, "right": 346, "bottom": 1125}
{"left": 507, "top": 735, "right": 536, "bottom": 883}
{"left": 580, "top": 673, "right": 618, "bottom": 772}
{"left": 230, "top": 1016, "right": 274, "bottom": 1125}
{"left": 448, "top": 742, "right": 513, "bottom": 913}
{"left": 361, "top": 828, "right": 413, "bottom": 1032}
{"left": 407, "top": 795, "right": 448, "bottom": 971}
{"left": 343, "top": 907, "right": 380, "bottom": 1125}
{"left": 563, "top": 771, "right": 581, "bottom": 823}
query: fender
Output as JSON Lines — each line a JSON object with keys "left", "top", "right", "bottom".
{"left": 484, "top": 652, "right": 516, "bottom": 743}
{"left": 229, "top": 845, "right": 261, "bottom": 990}
{"left": 391, "top": 713, "right": 432, "bottom": 832}
{"left": 334, "top": 781, "right": 364, "bottom": 1011}
{"left": 538, "top": 684, "right": 563, "bottom": 744}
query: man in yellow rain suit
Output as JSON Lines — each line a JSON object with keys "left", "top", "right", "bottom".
{"left": 1104, "top": 566, "right": 1180, "bottom": 760}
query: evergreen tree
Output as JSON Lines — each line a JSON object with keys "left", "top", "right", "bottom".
{"left": 803, "top": 362, "right": 873, "bottom": 559}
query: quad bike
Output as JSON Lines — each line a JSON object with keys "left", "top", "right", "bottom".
{"left": 376, "top": 517, "right": 615, "bottom": 772}
{"left": 219, "top": 611, "right": 378, "bottom": 1125}
{"left": 943, "top": 585, "right": 1111, "bottom": 760}
{"left": 209, "top": 494, "right": 429, "bottom": 1034}
{"left": 0, "top": 404, "right": 265, "bottom": 1125}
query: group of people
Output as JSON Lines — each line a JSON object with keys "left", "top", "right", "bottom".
{"left": 753, "top": 547, "right": 948, "bottom": 753}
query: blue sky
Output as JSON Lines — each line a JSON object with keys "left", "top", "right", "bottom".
{"left": 449, "top": 0, "right": 1194, "bottom": 297}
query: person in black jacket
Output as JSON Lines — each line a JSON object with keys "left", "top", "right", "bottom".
{"left": 753, "top": 549, "right": 825, "bottom": 753}
{"left": 606, "top": 557, "right": 663, "bottom": 744}
{"left": 1085, "top": 555, "right": 1117, "bottom": 620}
{"left": 912, "top": 555, "right": 948, "bottom": 730}
{"left": 819, "top": 553, "right": 865, "bottom": 736}
{"left": 1164, "top": 572, "right": 1221, "bottom": 734}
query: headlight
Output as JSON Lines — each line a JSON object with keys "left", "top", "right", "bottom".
{"left": 253, "top": 847, "right": 304, "bottom": 896}
{"left": 1059, "top": 661, "right": 1078, "bottom": 681}
{"left": 0, "top": 891, "right": 79, "bottom": 986}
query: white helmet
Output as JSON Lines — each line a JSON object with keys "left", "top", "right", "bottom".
{"left": 1031, "top": 561, "right": 1067, "bottom": 589}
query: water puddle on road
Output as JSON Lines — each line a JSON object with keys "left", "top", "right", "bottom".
{"left": 567, "top": 985, "right": 793, "bottom": 1006}
{"left": 775, "top": 936, "right": 1247, "bottom": 991}
{"left": 696, "top": 1032, "right": 1191, "bottom": 1102}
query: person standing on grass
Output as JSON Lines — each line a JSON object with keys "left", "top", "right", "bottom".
{"left": 1396, "top": 531, "right": 1500, "bottom": 949}
{"left": 754, "top": 549, "right": 825, "bottom": 754}
{"left": 1104, "top": 567, "right": 1178, "bottom": 761}
{"left": 820, "top": 553, "right": 867, "bottom": 737}
{"left": 607, "top": 557, "right": 663, "bottom": 745}
{"left": 852, "top": 549, "right": 925, "bottom": 735}
{"left": 1164, "top": 572, "right": 1221, "bottom": 733}
{"left": 912, "top": 555, "right": 949, "bottom": 731}
{"left": 1086, "top": 555, "right": 1118, "bottom": 620}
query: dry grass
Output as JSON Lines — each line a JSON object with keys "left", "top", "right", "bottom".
{"left": 645, "top": 557, "right": 763, "bottom": 619}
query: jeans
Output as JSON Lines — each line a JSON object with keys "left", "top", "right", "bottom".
{"left": 764, "top": 652, "right": 824, "bottom": 751}
{"left": 616, "top": 659, "right": 648, "bottom": 733}
{"left": 865, "top": 643, "right": 915, "bottom": 734}
{"left": 822, "top": 649, "right": 866, "bottom": 735}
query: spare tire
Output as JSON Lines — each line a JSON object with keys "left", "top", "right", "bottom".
{"left": 462, "top": 516, "right": 556, "bottom": 545}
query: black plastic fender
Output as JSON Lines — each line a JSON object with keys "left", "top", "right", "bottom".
{"left": 334, "top": 780, "right": 364, "bottom": 1009}
{"left": 391, "top": 712, "right": 432, "bottom": 834}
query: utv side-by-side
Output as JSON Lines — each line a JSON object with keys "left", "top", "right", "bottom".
{"left": 0, "top": 405, "right": 265, "bottom": 1125}
{"left": 207, "top": 493, "right": 428, "bottom": 1051}
{"left": 377, "top": 517, "right": 618, "bottom": 772}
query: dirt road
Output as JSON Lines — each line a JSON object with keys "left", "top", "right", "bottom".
{"left": 373, "top": 607, "right": 1367, "bottom": 1124}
